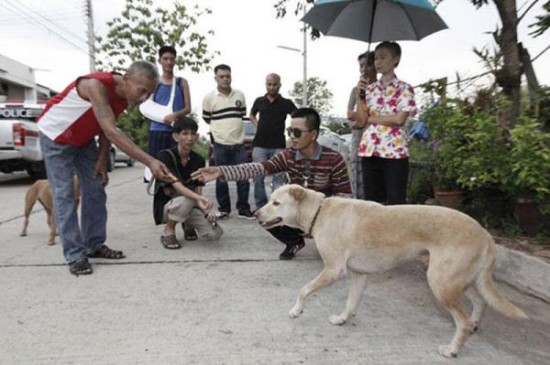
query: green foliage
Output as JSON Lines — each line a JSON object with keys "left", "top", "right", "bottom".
{"left": 424, "top": 103, "right": 509, "bottom": 191}
{"left": 407, "top": 140, "right": 435, "bottom": 204}
{"left": 289, "top": 76, "right": 333, "bottom": 115}
{"left": 324, "top": 118, "right": 351, "bottom": 134}
{"left": 529, "top": 0, "right": 550, "bottom": 37}
{"left": 95, "top": 0, "right": 218, "bottom": 72}
{"left": 527, "top": 85, "right": 550, "bottom": 131}
{"left": 504, "top": 117, "right": 550, "bottom": 199}
{"left": 423, "top": 104, "right": 465, "bottom": 190}
{"left": 461, "top": 188, "right": 515, "bottom": 229}
{"left": 193, "top": 136, "right": 209, "bottom": 161}
{"left": 117, "top": 106, "right": 149, "bottom": 150}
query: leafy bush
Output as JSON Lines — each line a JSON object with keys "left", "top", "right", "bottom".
{"left": 504, "top": 117, "right": 550, "bottom": 200}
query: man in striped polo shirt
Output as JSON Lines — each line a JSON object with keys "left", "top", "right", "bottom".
{"left": 192, "top": 108, "right": 351, "bottom": 260}
{"left": 202, "top": 64, "right": 253, "bottom": 220}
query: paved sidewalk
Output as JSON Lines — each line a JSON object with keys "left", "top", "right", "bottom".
{"left": 0, "top": 165, "right": 549, "bottom": 364}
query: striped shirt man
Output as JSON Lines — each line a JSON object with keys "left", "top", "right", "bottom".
{"left": 218, "top": 144, "right": 351, "bottom": 197}
{"left": 202, "top": 89, "right": 247, "bottom": 145}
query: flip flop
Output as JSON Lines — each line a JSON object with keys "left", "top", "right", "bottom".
{"left": 161, "top": 234, "right": 181, "bottom": 249}
{"left": 87, "top": 245, "right": 125, "bottom": 259}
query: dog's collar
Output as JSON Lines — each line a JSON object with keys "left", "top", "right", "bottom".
{"left": 303, "top": 200, "right": 324, "bottom": 239}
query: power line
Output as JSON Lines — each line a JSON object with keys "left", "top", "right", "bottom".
{"left": 3, "top": 0, "right": 88, "bottom": 54}
{"left": 8, "top": 0, "right": 88, "bottom": 44}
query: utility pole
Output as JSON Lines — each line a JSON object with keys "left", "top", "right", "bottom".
{"left": 85, "top": 0, "right": 96, "bottom": 72}
{"left": 302, "top": 15, "right": 308, "bottom": 107}
{"left": 277, "top": 9, "right": 308, "bottom": 107}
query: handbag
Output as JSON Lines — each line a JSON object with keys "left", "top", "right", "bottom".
{"left": 139, "top": 77, "right": 177, "bottom": 121}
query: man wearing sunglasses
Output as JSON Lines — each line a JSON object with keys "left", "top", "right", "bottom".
{"left": 192, "top": 107, "right": 351, "bottom": 260}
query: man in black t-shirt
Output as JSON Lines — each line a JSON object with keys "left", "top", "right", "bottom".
{"left": 153, "top": 117, "right": 223, "bottom": 249}
{"left": 249, "top": 73, "right": 297, "bottom": 209}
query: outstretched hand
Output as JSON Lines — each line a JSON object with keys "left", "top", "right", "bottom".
{"left": 191, "top": 167, "right": 222, "bottom": 184}
{"left": 149, "top": 159, "right": 173, "bottom": 182}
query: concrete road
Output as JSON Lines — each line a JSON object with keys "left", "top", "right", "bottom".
{"left": 0, "top": 165, "right": 549, "bottom": 364}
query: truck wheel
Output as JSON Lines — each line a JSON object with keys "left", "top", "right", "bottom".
{"left": 27, "top": 162, "right": 47, "bottom": 179}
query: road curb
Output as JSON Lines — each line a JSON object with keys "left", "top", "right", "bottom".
{"left": 494, "top": 245, "right": 550, "bottom": 303}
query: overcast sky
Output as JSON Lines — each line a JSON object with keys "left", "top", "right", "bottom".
{"left": 1, "top": 0, "right": 549, "bottom": 130}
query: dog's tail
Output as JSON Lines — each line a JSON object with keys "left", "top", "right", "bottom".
{"left": 476, "top": 243, "right": 528, "bottom": 319}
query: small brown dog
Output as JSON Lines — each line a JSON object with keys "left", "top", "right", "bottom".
{"left": 20, "top": 176, "right": 80, "bottom": 245}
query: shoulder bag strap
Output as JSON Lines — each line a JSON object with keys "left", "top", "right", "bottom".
{"left": 165, "top": 148, "right": 183, "bottom": 181}
{"left": 167, "top": 76, "right": 176, "bottom": 110}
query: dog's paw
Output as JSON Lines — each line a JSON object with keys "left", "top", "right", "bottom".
{"left": 438, "top": 345, "right": 458, "bottom": 358}
{"left": 288, "top": 306, "right": 302, "bottom": 318}
{"left": 328, "top": 314, "right": 346, "bottom": 326}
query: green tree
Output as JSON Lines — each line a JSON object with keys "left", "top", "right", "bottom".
{"left": 436, "top": 0, "right": 549, "bottom": 130}
{"left": 96, "top": 0, "right": 218, "bottom": 72}
{"left": 530, "top": 0, "right": 550, "bottom": 37}
{"left": 95, "top": 0, "right": 218, "bottom": 149}
{"left": 289, "top": 77, "right": 333, "bottom": 115}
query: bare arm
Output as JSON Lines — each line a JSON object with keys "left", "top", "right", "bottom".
{"left": 78, "top": 78, "right": 172, "bottom": 181}
{"left": 249, "top": 111, "right": 259, "bottom": 128}
{"left": 354, "top": 90, "right": 369, "bottom": 129}
{"left": 164, "top": 78, "right": 192, "bottom": 124}
{"left": 190, "top": 166, "right": 222, "bottom": 183}
{"left": 346, "top": 86, "right": 357, "bottom": 124}
{"left": 369, "top": 111, "right": 410, "bottom": 127}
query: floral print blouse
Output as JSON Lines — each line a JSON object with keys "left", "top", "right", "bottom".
{"left": 357, "top": 76, "right": 417, "bottom": 159}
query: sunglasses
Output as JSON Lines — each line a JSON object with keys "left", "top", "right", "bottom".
{"left": 286, "top": 127, "right": 311, "bottom": 138}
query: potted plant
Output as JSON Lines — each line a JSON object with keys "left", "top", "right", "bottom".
{"left": 423, "top": 103, "right": 469, "bottom": 208}
{"left": 424, "top": 102, "right": 511, "bottom": 210}
{"left": 503, "top": 117, "right": 550, "bottom": 234}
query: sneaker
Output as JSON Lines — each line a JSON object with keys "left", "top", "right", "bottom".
{"left": 279, "top": 238, "right": 306, "bottom": 260}
{"left": 238, "top": 209, "right": 255, "bottom": 220}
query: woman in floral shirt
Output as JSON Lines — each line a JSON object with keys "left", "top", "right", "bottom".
{"left": 355, "top": 41, "right": 417, "bottom": 204}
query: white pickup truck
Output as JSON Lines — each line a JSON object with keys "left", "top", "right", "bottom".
{"left": 0, "top": 103, "right": 47, "bottom": 179}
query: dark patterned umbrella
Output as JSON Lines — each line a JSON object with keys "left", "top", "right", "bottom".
{"left": 302, "top": 0, "right": 448, "bottom": 44}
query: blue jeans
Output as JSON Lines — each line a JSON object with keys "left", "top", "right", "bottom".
{"left": 213, "top": 142, "right": 250, "bottom": 213}
{"left": 252, "top": 147, "right": 284, "bottom": 209}
{"left": 40, "top": 133, "right": 107, "bottom": 263}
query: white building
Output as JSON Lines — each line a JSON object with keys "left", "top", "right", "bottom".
{"left": 0, "top": 53, "right": 56, "bottom": 103}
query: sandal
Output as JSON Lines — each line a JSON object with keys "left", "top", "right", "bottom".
{"left": 88, "top": 245, "right": 126, "bottom": 259}
{"left": 161, "top": 234, "right": 181, "bottom": 249}
{"left": 184, "top": 228, "right": 198, "bottom": 241}
{"left": 69, "top": 258, "right": 93, "bottom": 276}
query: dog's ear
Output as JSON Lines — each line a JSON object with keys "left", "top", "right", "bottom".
{"left": 289, "top": 186, "right": 306, "bottom": 201}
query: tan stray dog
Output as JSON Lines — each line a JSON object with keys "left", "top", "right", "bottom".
{"left": 20, "top": 176, "right": 80, "bottom": 245}
{"left": 254, "top": 184, "right": 527, "bottom": 358}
